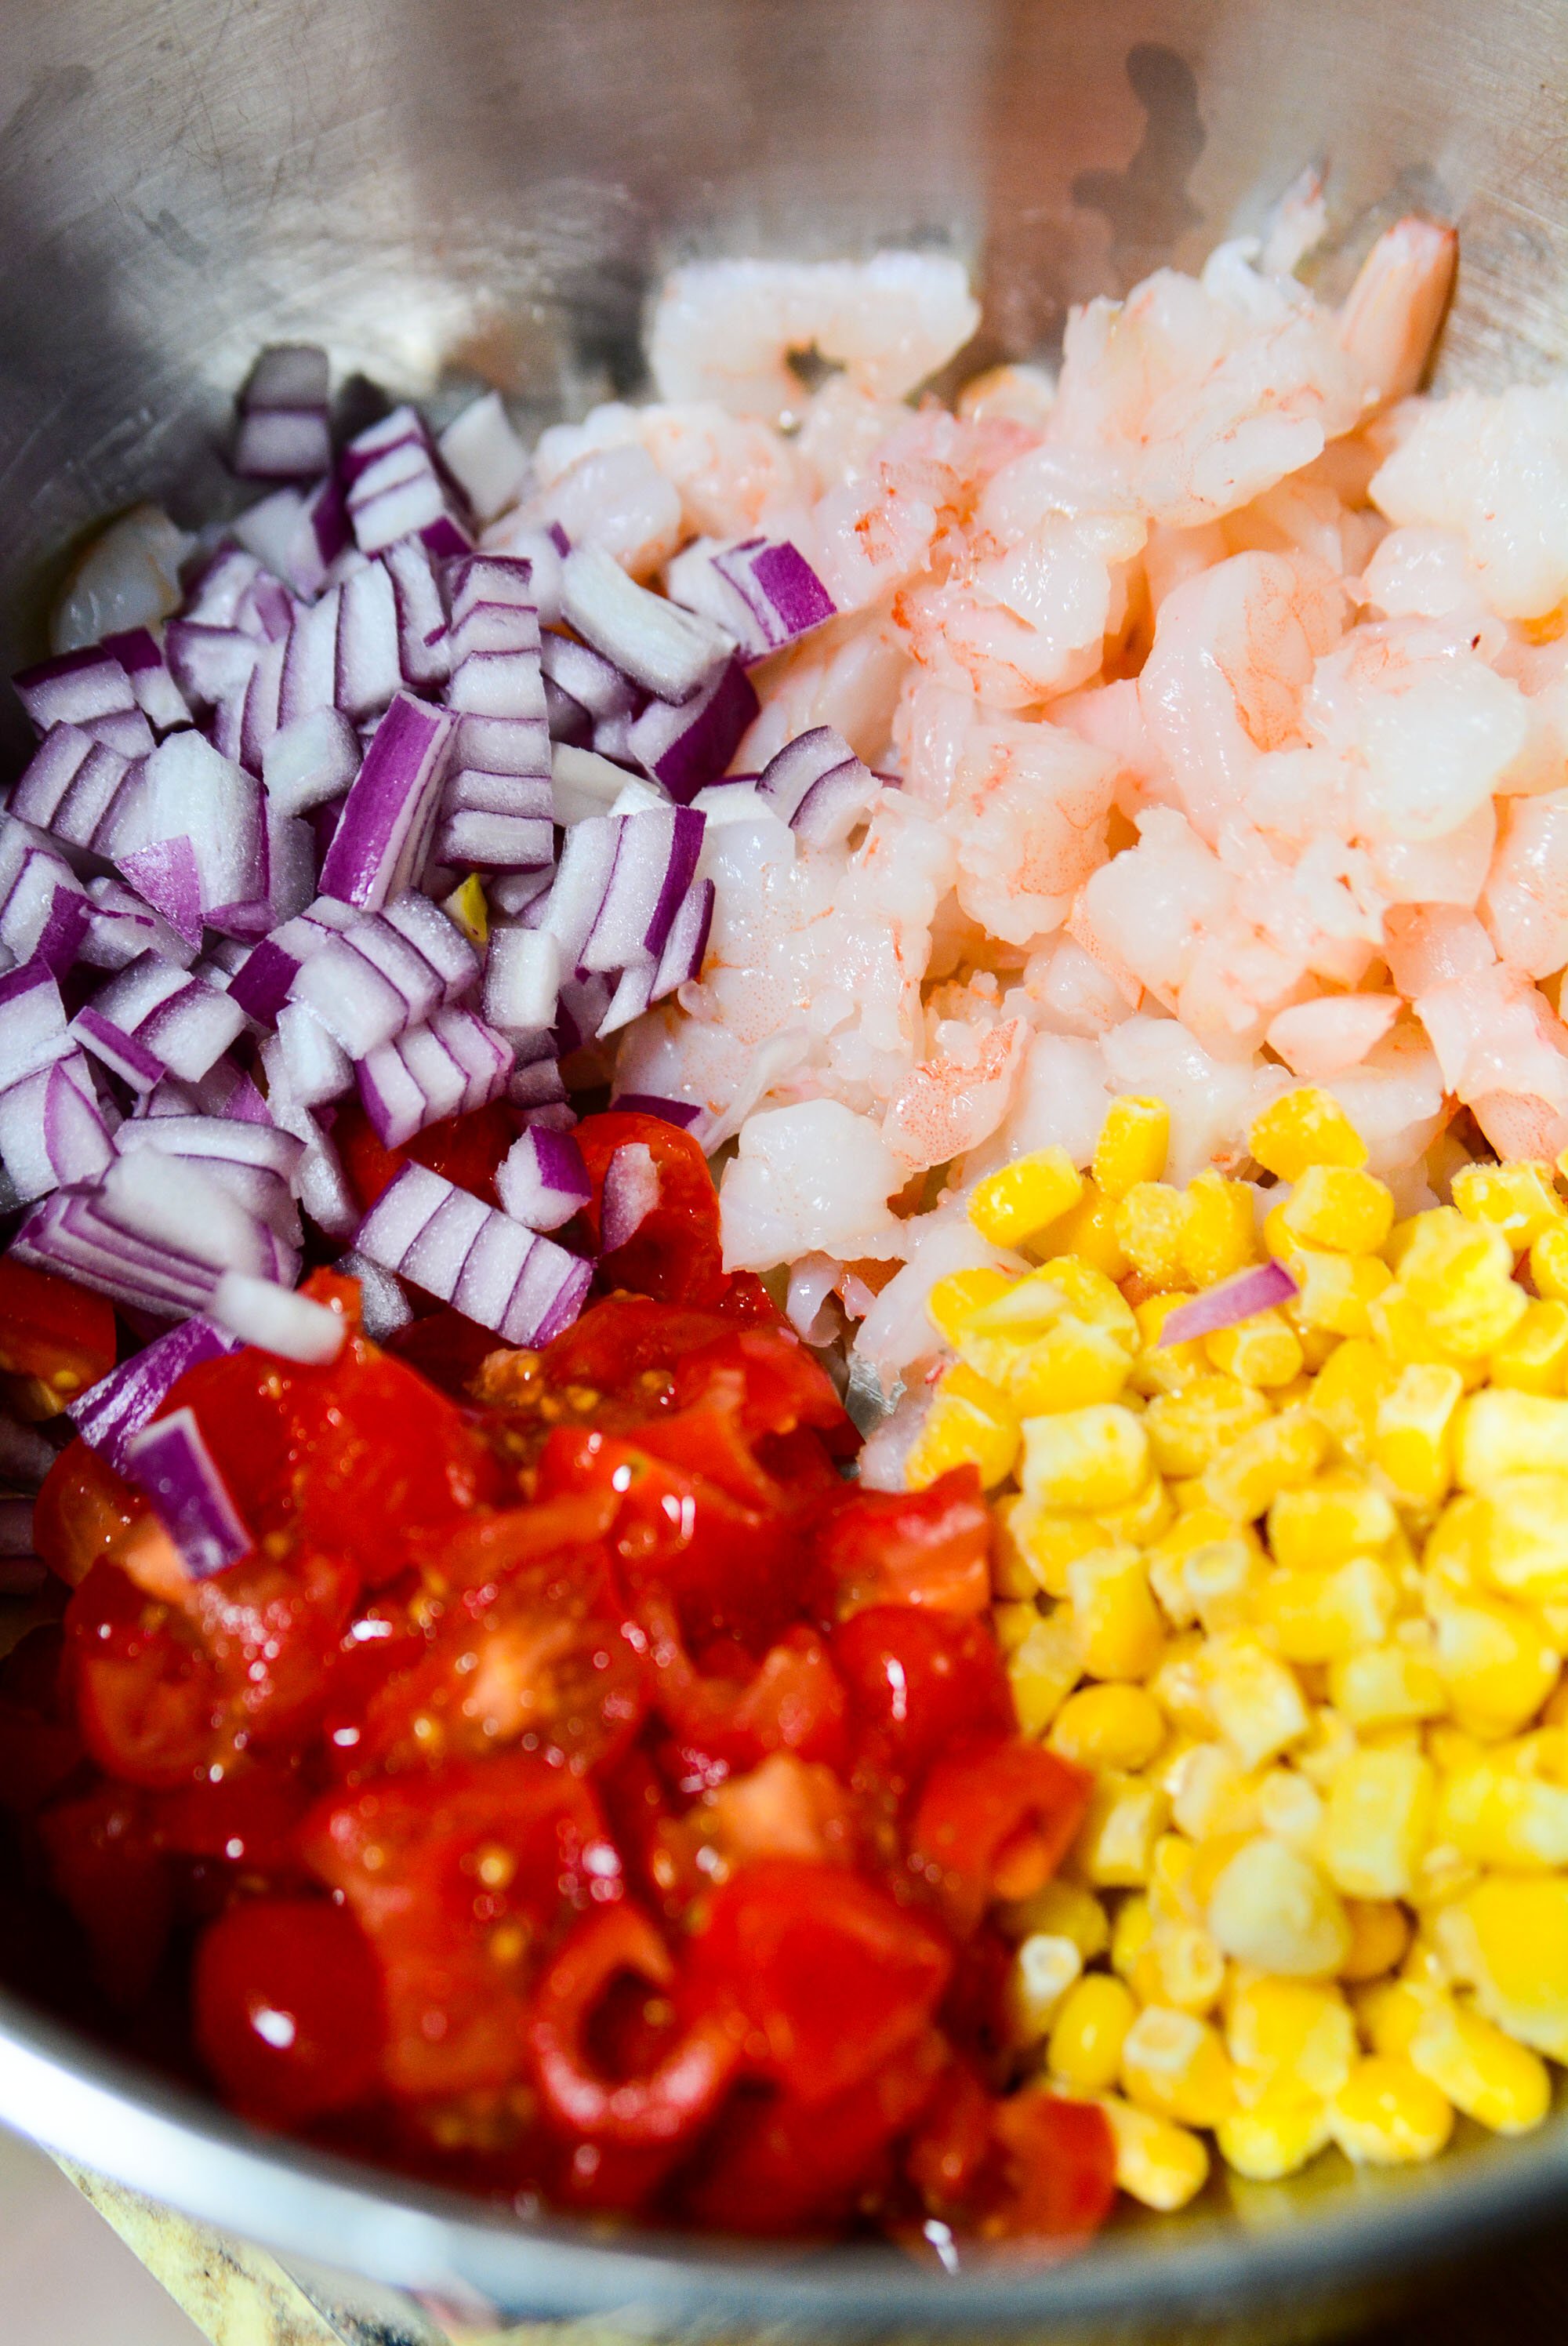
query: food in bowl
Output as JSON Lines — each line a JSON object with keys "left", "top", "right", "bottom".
{"left": 0, "top": 196, "right": 1566, "bottom": 2250}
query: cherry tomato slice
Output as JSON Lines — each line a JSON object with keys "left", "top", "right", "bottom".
{"left": 335, "top": 1098, "right": 518, "bottom": 1214}
{"left": 831, "top": 1607, "right": 1015, "bottom": 1789}
{"left": 0, "top": 1256, "right": 117, "bottom": 1413}
{"left": 575, "top": 1112, "right": 727, "bottom": 1307}
{"left": 194, "top": 1896, "right": 385, "bottom": 2124}
{"left": 908, "top": 1738, "right": 1092, "bottom": 1935}
{"left": 36, "top": 1781, "right": 171, "bottom": 2004}
{"left": 814, "top": 1467, "right": 993, "bottom": 1618}
{"left": 904, "top": 2066, "right": 1116, "bottom": 2247}
{"left": 34, "top": 1439, "right": 147, "bottom": 1589}
{"left": 641, "top": 1600, "right": 848, "bottom": 1785}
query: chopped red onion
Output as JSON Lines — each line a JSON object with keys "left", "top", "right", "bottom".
{"left": 356, "top": 1004, "right": 512, "bottom": 1149}
{"left": 551, "top": 743, "right": 641, "bottom": 825}
{"left": 13, "top": 645, "right": 140, "bottom": 737}
{"left": 260, "top": 704, "right": 361, "bottom": 819}
{"left": 552, "top": 972, "right": 614, "bottom": 1056}
{"left": 318, "top": 691, "right": 454, "bottom": 912}
{"left": 508, "top": 1053, "right": 569, "bottom": 1110}
{"left": 491, "top": 867, "right": 553, "bottom": 920}
{"left": 628, "top": 657, "right": 759, "bottom": 804}
{"left": 354, "top": 1160, "right": 591, "bottom": 1346}
{"left": 335, "top": 560, "right": 403, "bottom": 721}
{"left": 0, "top": 824, "right": 93, "bottom": 972}
{"left": 12, "top": 724, "right": 126, "bottom": 844}
{"left": 540, "top": 815, "right": 618, "bottom": 970}
{"left": 278, "top": 585, "right": 342, "bottom": 728}
{"left": 382, "top": 537, "right": 450, "bottom": 691}
{"left": 579, "top": 806, "right": 704, "bottom": 974}
{"left": 474, "top": 529, "right": 564, "bottom": 628}
{"left": 183, "top": 546, "right": 265, "bottom": 628}
{"left": 0, "top": 959, "right": 71, "bottom": 1090}
{"left": 483, "top": 925, "right": 561, "bottom": 1033}
{"left": 72, "top": 954, "right": 246, "bottom": 1091}
{"left": 539, "top": 629, "right": 642, "bottom": 725}
{"left": 495, "top": 1125, "right": 590, "bottom": 1230}
{"left": 1158, "top": 1259, "right": 1300, "bottom": 1347}
{"left": 70, "top": 1315, "right": 239, "bottom": 1474}
{"left": 611, "top": 1092, "right": 703, "bottom": 1129}
{"left": 125, "top": 1405, "right": 252, "bottom": 1577}
{"left": 165, "top": 619, "right": 262, "bottom": 711}
{"left": 335, "top": 1248, "right": 415, "bottom": 1339}
{"left": 100, "top": 627, "right": 191, "bottom": 734}
{"left": 346, "top": 408, "right": 470, "bottom": 557}
{"left": 0, "top": 1053, "right": 114, "bottom": 1201}
{"left": 438, "top": 394, "right": 528, "bottom": 525}
{"left": 266, "top": 1003, "right": 354, "bottom": 1109}
{"left": 561, "top": 543, "right": 732, "bottom": 701}
{"left": 290, "top": 894, "right": 477, "bottom": 1058}
{"left": 234, "top": 347, "right": 332, "bottom": 484}
{"left": 211, "top": 1268, "right": 345, "bottom": 1362}
{"left": 13, "top": 1187, "right": 223, "bottom": 1316}
{"left": 666, "top": 536, "right": 836, "bottom": 661}
{"left": 118, "top": 835, "right": 205, "bottom": 950}
{"left": 601, "top": 1141, "right": 660, "bottom": 1253}
{"left": 757, "top": 725, "right": 879, "bottom": 845}
{"left": 124, "top": 729, "right": 269, "bottom": 929}
{"left": 79, "top": 875, "right": 198, "bottom": 975}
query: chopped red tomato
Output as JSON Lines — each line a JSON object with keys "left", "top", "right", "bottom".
{"left": 575, "top": 1112, "right": 727, "bottom": 1307}
{"left": 814, "top": 1468, "right": 993, "bottom": 1618}
{"left": 906, "top": 2065, "right": 1117, "bottom": 2248}
{"left": 299, "top": 1756, "right": 618, "bottom": 2097}
{"left": 831, "top": 1606, "right": 1016, "bottom": 1788}
{"left": 0, "top": 1256, "right": 117, "bottom": 1415}
{"left": 641, "top": 1600, "right": 848, "bottom": 1786}
{"left": 194, "top": 1897, "right": 386, "bottom": 2123}
{"left": 0, "top": 1626, "right": 83, "bottom": 1816}
{"left": 34, "top": 1439, "right": 147, "bottom": 1589}
{"left": 909, "top": 1739, "right": 1093, "bottom": 1934}
{"left": 36, "top": 1781, "right": 171, "bottom": 2003}
{"left": 335, "top": 1097, "right": 519, "bottom": 1213}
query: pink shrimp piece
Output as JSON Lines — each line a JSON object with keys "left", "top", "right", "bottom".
{"left": 1336, "top": 219, "right": 1457, "bottom": 412}
{"left": 1052, "top": 677, "right": 1181, "bottom": 820}
{"left": 1415, "top": 962, "right": 1568, "bottom": 1119}
{"left": 1479, "top": 790, "right": 1568, "bottom": 978}
{"left": 1472, "top": 1090, "right": 1568, "bottom": 1164}
{"left": 1369, "top": 798, "right": 1497, "bottom": 910}
{"left": 880, "top": 1016, "right": 1028, "bottom": 1171}
{"left": 950, "top": 717, "right": 1117, "bottom": 946}
{"left": 1138, "top": 550, "right": 1345, "bottom": 841}
{"left": 1265, "top": 993, "right": 1402, "bottom": 1079}
{"left": 1383, "top": 905, "right": 1497, "bottom": 997}
{"left": 738, "top": 607, "right": 909, "bottom": 770}
{"left": 1014, "top": 937, "right": 1138, "bottom": 1040}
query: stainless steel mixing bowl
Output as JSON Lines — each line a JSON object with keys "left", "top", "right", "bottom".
{"left": 0, "top": 0, "right": 1565, "bottom": 2331}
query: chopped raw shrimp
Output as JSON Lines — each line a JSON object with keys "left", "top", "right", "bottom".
{"left": 1048, "top": 250, "right": 1374, "bottom": 526}
{"left": 531, "top": 398, "right": 808, "bottom": 539}
{"left": 957, "top": 364, "right": 1058, "bottom": 427}
{"left": 1382, "top": 905, "right": 1497, "bottom": 997}
{"left": 1320, "top": 1019, "right": 1448, "bottom": 1177}
{"left": 1259, "top": 167, "right": 1328, "bottom": 279}
{"left": 1051, "top": 677, "right": 1179, "bottom": 820}
{"left": 880, "top": 1015, "right": 1028, "bottom": 1171}
{"left": 719, "top": 1099, "right": 905, "bottom": 1271}
{"left": 737, "top": 606, "right": 909, "bottom": 769}
{"left": 1138, "top": 550, "right": 1344, "bottom": 841}
{"left": 1480, "top": 790, "right": 1568, "bottom": 976}
{"left": 949, "top": 714, "right": 1117, "bottom": 946}
{"left": 1265, "top": 992, "right": 1402, "bottom": 1078}
{"left": 1101, "top": 1015, "right": 1288, "bottom": 1182}
{"left": 1370, "top": 383, "right": 1568, "bottom": 620}
{"left": 964, "top": 1030, "right": 1114, "bottom": 1181}
{"left": 648, "top": 253, "right": 980, "bottom": 424}
{"left": 532, "top": 443, "right": 682, "bottom": 576}
{"left": 1357, "top": 525, "right": 1491, "bottom": 627}
{"left": 1221, "top": 473, "right": 1384, "bottom": 581}
{"left": 795, "top": 376, "right": 919, "bottom": 495}
{"left": 807, "top": 409, "right": 1031, "bottom": 617}
{"left": 1011, "top": 937, "right": 1138, "bottom": 1040}
{"left": 1367, "top": 797, "right": 1497, "bottom": 910}
{"left": 1415, "top": 960, "right": 1568, "bottom": 1117}
{"left": 1335, "top": 218, "right": 1457, "bottom": 411}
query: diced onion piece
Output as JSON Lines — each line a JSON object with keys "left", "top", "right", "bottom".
{"left": 212, "top": 1269, "right": 347, "bottom": 1364}
{"left": 495, "top": 1126, "right": 590, "bottom": 1231}
{"left": 628, "top": 658, "right": 758, "bottom": 805}
{"left": 124, "top": 1406, "right": 251, "bottom": 1578}
{"left": 601, "top": 1142, "right": 661, "bottom": 1254}
{"left": 318, "top": 691, "right": 455, "bottom": 912}
{"left": 561, "top": 543, "right": 732, "bottom": 702}
{"left": 1159, "top": 1259, "right": 1300, "bottom": 1347}
{"left": 69, "top": 1316, "right": 239, "bottom": 1475}
{"left": 438, "top": 392, "right": 529, "bottom": 525}
{"left": 355, "top": 1161, "right": 591, "bottom": 1345}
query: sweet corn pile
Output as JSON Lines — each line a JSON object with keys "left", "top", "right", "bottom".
{"left": 906, "top": 1087, "right": 1568, "bottom": 2212}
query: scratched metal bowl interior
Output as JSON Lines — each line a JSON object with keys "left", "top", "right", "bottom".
{"left": 0, "top": 0, "right": 1565, "bottom": 2334}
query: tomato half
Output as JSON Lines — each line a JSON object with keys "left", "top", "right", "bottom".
{"left": 34, "top": 1439, "right": 147, "bottom": 1589}
{"left": 814, "top": 1467, "right": 993, "bottom": 1618}
{"left": 0, "top": 1256, "right": 116, "bottom": 1414}
{"left": 831, "top": 1607, "right": 1015, "bottom": 1789}
{"left": 908, "top": 1739, "right": 1092, "bottom": 1934}
{"left": 193, "top": 1897, "right": 386, "bottom": 2123}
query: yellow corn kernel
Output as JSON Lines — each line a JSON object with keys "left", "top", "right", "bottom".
{"left": 1120, "top": 2004, "right": 1235, "bottom": 2127}
{"left": 1200, "top": 1634, "right": 1311, "bottom": 1769}
{"left": 1266, "top": 1473, "right": 1397, "bottom": 1572}
{"left": 1002, "top": 1318, "right": 1131, "bottom": 1417}
{"left": 1051, "top": 1682, "right": 1167, "bottom": 1771}
{"left": 1328, "top": 2057, "right": 1454, "bottom": 2164}
{"left": 1250, "top": 1088, "right": 1369, "bottom": 1182}
{"left": 1432, "top": 1875, "right": 1568, "bottom": 2060}
{"left": 442, "top": 871, "right": 488, "bottom": 946}
{"left": 1143, "top": 1918, "right": 1226, "bottom": 2014}
{"left": 1428, "top": 1589, "right": 1559, "bottom": 1740}
{"left": 1329, "top": 1640, "right": 1447, "bottom": 1732}
{"left": 1406, "top": 1996, "right": 1551, "bottom": 2135}
{"left": 1094, "top": 1095, "right": 1171, "bottom": 1200}
{"left": 1367, "top": 1290, "right": 1486, "bottom": 1388}
{"left": 1175, "top": 1539, "right": 1262, "bottom": 1637}
{"left": 1002, "top": 1877, "right": 1110, "bottom": 1962}
{"left": 1452, "top": 1158, "right": 1564, "bottom": 1251}
{"left": 1022, "top": 1405, "right": 1151, "bottom": 1511}
{"left": 1258, "top": 1556, "right": 1396, "bottom": 1665}
{"left": 1149, "top": 1638, "right": 1219, "bottom": 1740}
{"left": 906, "top": 1362, "right": 1020, "bottom": 1491}
{"left": 1356, "top": 1977, "right": 1433, "bottom": 2058}
{"left": 1074, "top": 1769, "right": 1171, "bottom": 1887}
{"left": 1396, "top": 1210, "right": 1529, "bottom": 1356}
{"left": 1457, "top": 1388, "right": 1568, "bottom": 1488}
{"left": 1169, "top": 1748, "right": 1262, "bottom": 1843}
{"left": 1280, "top": 1164, "right": 1396, "bottom": 1256}
{"left": 1436, "top": 1746, "right": 1568, "bottom": 1869}
{"left": 968, "top": 1147, "right": 1083, "bottom": 1247}
{"left": 1115, "top": 1182, "right": 1193, "bottom": 1290}
{"left": 1217, "top": 2086, "right": 1333, "bottom": 2181}
{"left": 1373, "top": 1363, "right": 1465, "bottom": 1509}
{"left": 1094, "top": 2092, "right": 1210, "bottom": 2210}
{"left": 1110, "top": 1891, "right": 1154, "bottom": 1981}
{"left": 1130, "top": 1294, "right": 1208, "bottom": 1397}
{"left": 1204, "top": 1310, "right": 1305, "bottom": 1389}
{"left": 1319, "top": 1748, "right": 1434, "bottom": 1901}
{"left": 1007, "top": 1931, "right": 1083, "bottom": 2043}
{"left": 992, "top": 1600, "right": 1039, "bottom": 1657}
{"left": 1294, "top": 1703, "right": 1360, "bottom": 1788}
{"left": 1529, "top": 1218, "right": 1568, "bottom": 1303}
{"left": 1064, "top": 1547, "right": 1165, "bottom": 1683}
{"left": 971, "top": 1257, "right": 1138, "bottom": 1348}
{"left": 1148, "top": 1509, "right": 1264, "bottom": 1624}
{"left": 1203, "top": 1409, "right": 1330, "bottom": 1523}
{"left": 1206, "top": 1836, "right": 1351, "bottom": 1976}
{"left": 1178, "top": 1171, "right": 1258, "bottom": 1286}
{"left": 1145, "top": 1378, "right": 1272, "bottom": 1481}
{"left": 1490, "top": 1299, "right": 1568, "bottom": 1396}
{"left": 1007, "top": 1610, "right": 1087, "bottom": 1738}
{"left": 1097, "top": 1473, "right": 1177, "bottom": 1548}
{"left": 1457, "top": 1474, "right": 1568, "bottom": 1604}
{"left": 926, "top": 1266, "right": 1014, "bottom": 1349}
{"left": 1226, "top": 1975, "right": 1356, "bottom": 2098}
{"left": 1288, "top": 1247, "right": 1395, "bottom": 1338}
{"left": 1305, "top": 1338, "right": 1395, "bottom": 1465}
{"left": 1340, "top": 1899, "right": 1411, "bottom": 1982}
{"left": 991, "top": 1495, "right": 1046, "bottom": 1600}
{"left": 1042, "top": 1179, "right": 1131, "bottom": 1280}
{"left": 1147, "top": 1830, "right": 1198, "bottom": 1920}
{"left": 1047, "top": 1972, "right": 1137, "bottom": 2091}
{"left": 1258, "top": 1766, "right": 1325, "bottom": 1847}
